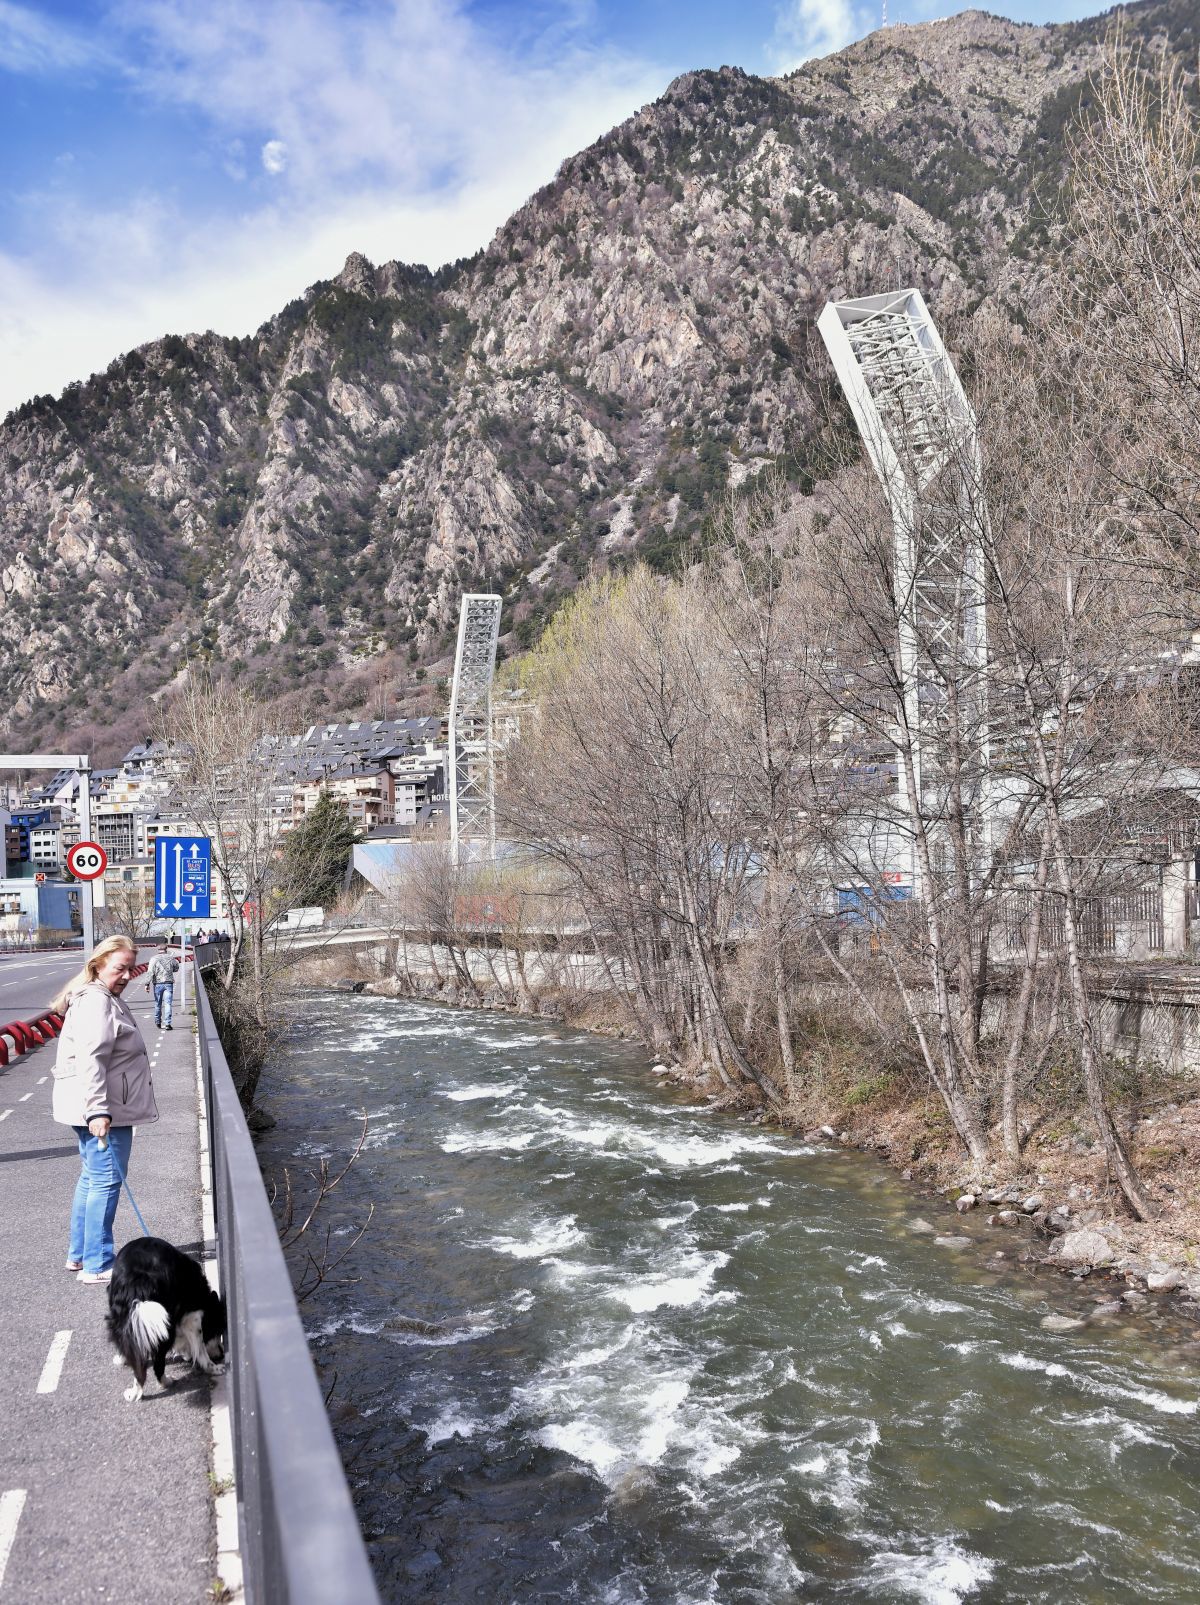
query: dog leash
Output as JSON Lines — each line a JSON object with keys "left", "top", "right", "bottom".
{"left": 97, "top": 1133, "right": 152, "bottom": 1238}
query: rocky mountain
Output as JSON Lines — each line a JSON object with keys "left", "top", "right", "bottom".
{"left": 2, "top": 0, "right": 1194, "bottom": 760}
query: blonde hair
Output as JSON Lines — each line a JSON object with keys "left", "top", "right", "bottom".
{"left": 50, "top": 935, "right": 137, "bottom": 1016}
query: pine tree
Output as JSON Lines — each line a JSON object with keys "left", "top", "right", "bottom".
{"left": 279, "top": 791, "right": 361, "bottom": 911}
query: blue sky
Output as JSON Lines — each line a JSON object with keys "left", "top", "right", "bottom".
{"left": 1, "top": 0, "right": 1107, "bottom": 415}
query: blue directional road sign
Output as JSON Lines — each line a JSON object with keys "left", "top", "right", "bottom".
{"left": 154, "top": 835, "right": 212, "bottom": 919}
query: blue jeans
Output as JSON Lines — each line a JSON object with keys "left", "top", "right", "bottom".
{"left": 69, "top": 1126, "right": 134, "bottom": 1274}
{"left": 154, "top": 981, "right": 173, "bottom": 1027}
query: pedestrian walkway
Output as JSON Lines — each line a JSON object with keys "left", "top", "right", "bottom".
{"left": 0, "top": 965, "right": 216, "bottom": 1604}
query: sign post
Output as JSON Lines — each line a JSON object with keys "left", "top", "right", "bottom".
{"left": 66, "top": 841, "right": 107, "bottom": 955}
{"left": 154, "top": 836, "right": 211, "bottom": 1019}
{"left": 76, "top": 764, "right": 95, "bottom": 953}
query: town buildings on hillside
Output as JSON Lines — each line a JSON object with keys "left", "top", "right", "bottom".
{"left": 2, "top": 715, "right": 465, "bottom": 937}
{"left": 1, "top": 704, "right": 525, "bottom": 943}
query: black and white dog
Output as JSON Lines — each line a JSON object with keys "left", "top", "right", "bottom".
{"left": 107, "top": 1237, "right": 227, "bottom": 1403}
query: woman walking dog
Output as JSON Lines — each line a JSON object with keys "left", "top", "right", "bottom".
{"left": 50, "top": 936, "right": 159, "bottom": 1284}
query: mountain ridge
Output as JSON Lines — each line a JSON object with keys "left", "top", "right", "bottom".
{"left": 2, "top": 0, "right": 1192, "bottom": 761}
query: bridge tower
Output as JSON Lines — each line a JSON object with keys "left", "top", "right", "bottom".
{"left": 447, "top": 593, "right": 502, "bottom": 865}
{"left": 817, "top": 288, "right": 992, "bottom": 889}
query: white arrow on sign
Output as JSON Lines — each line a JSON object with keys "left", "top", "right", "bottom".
{"left": 172, "top": 841, "right": 184, "bottom": 911}
{"left": 157, "top": 842, "right": 168, "bottom": 910}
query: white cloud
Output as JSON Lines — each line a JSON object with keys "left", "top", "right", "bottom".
{"left": 0, "top": 0, "right": 666, "bottom": 415}
{"left": 261, "top": 138, "right": 288, "bottom": 175}
{"left": 770, "top": 0, "right": 873, "bottom": 70}
{"left": 0, "top": 0, "right": 104, "bottom": 72}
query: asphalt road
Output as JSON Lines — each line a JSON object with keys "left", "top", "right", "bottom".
{"left": 0, "top": 951, "right": 80, "bottom": 1023}
{"left": 0, "top": 973, "right": 215, "bottom": 1603}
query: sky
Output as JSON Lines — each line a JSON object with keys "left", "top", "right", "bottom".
{"left": 1, "top": 0, "right": 1108, "bottom": 417}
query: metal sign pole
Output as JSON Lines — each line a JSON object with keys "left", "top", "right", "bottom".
{"left": 77, "top": 763, "right": 95, "bottom": 955}
{"left": 180, "top": 922, "right": 188, "bottom": 1014}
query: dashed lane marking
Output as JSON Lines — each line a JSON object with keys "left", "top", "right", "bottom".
{"left": 36, "top": 1331, "right": 72, "bottom": 1395}
{"left": 0, "top": 1112, "right": 11, "bottom": 1123}
{"left": 0, "top": 1489, "right": 27, "bottom": 1589}
{"left": 36, "top": 1077, "right": 47, "bottom": 1085}
{"left": 18, "top": 1093, "right": 32, "bottom": 1102}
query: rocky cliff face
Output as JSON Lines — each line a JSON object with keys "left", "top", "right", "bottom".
{"left": 1, "top": 0, "right": 1191, "bottom": 756}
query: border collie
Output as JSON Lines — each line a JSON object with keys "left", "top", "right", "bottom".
{"left": 107, "top": 1237, "right": 227, "bottom": 1403}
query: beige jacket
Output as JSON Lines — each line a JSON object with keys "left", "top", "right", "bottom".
{"left": 51, "top": 982, "right": 159, "bottom": 1129}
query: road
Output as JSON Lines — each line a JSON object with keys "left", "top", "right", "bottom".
{"left": 0, "top": 951, "right": 80, "bottom": 1024}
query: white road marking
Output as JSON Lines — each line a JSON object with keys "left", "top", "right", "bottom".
{"left": 36, "top": 1331, "right": 72, "bottom": 1395}
{"left": 36, "top": 1077, "right": 46, "bottom": 1086}
{"left": 0, "top": 1111, "right": 11, "bottom": 1123}
{"left": 0, "top": 1489, "right": 27, "bottom": 1589}
{"left": 18, "top": 1094, "right": 31, "bottom": 1103}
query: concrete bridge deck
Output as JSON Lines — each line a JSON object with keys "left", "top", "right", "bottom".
{"left": 0, "top": 951, "right": 218, "bottom": 1603}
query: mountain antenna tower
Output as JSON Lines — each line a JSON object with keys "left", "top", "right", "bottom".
{"left": 447, "top": 593, "right": 502, "bottom": 865}
{"left": 816, "top": 288, "right": 992, "bottom": 893}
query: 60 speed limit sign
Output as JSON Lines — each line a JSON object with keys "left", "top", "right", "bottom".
{"left": 66, "top": 841, "right": 108, "bottom": 881}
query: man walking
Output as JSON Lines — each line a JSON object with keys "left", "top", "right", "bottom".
{"left": 146, "top": 939, "right": 179, "bottom": 1030}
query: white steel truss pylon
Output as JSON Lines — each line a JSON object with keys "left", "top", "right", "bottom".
{"left": 448, "top": 594, "right": 502, "bottom": 865}
{"left": 817, "top": 288, "right": 992, "bottom": 890}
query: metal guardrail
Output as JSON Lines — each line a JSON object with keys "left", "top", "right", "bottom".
{"left": 194, "top": 948, "right": 380, "bottom": 1605}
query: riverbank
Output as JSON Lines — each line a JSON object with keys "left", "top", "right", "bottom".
{"left": 288, "top": 949, "right": 1200, "bottom": 1318}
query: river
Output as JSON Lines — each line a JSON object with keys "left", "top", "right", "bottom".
{"left": 254, "top": 992, "right": 1200, "bottom": 1604}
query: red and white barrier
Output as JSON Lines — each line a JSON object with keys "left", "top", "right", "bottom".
{"left": 0, "top": 1011, "right": 63, "bottom": 1066}
{"left": 0, "top": 963, "right": 150, "bottom": 1066}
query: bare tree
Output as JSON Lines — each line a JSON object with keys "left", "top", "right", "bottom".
{"left": 159, "top": 670, "right": 289, "bottom": 1102}
{"left": 505, "top": 568, "right": 781, "bottom": 1102}
{"left": 697, "top": 472, "right": 833, "bottom": 1097}
{"left": 1057, "top": 34, "right": 1200, "bottom": 564}
{"left": 97, "top": 880, "right": 156, "bottom": 942}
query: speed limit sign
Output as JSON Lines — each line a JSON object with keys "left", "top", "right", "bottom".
{"left": 66, "top": 841, "right": 108, "bottom": 881}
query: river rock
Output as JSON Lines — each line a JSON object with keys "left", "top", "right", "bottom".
{"left": 955, "top": 1193, "right": 978, "bottom": 1213}
{"left": 1022, "top": 1194, "right": 1045, "bottom": 1213}
{"left": 1146, "top": 1269, "right": 1183, "bottom": 1292}
{"left": 651, "top": 1063, "right": 670, "bottom": 1075}
{"left": 935, "top": 1235, "right": 973, "bottom": 1249}
{"left": 1041, "top": 1314, "right": 1087, "bottom": 1332}
{"left": 818, "top": 1125, "right": 837, "bottom": 1140}
{"left": 1122, "top": 1289, "right": 1150, "bottom": 1309}
{"left": 908, "top": 1218, "right": 936, "bottom": 1234}
{"left": 994, "top": 1209, "right": 1021, "bottom": 1228}
{"left": 1091, "top": 1300, "right": 1124, "bottom": 1316}
{"left": 1052, "top": 1229, "right": 1114, "bottom": 1268}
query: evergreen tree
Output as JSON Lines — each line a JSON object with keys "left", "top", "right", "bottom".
{"left": 279, "top": 790, "right": 361, "bottom": 910}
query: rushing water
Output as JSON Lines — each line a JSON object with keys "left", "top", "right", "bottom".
{"left": 255, "top": 994, "right": 1200, "bottom": 1604}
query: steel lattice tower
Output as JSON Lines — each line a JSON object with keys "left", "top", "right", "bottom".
{"left": 817, "top": 289, "right": 992, "bottom": 885}
{"left": 448, "top": 594, "right": 502, "bottom": 864}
